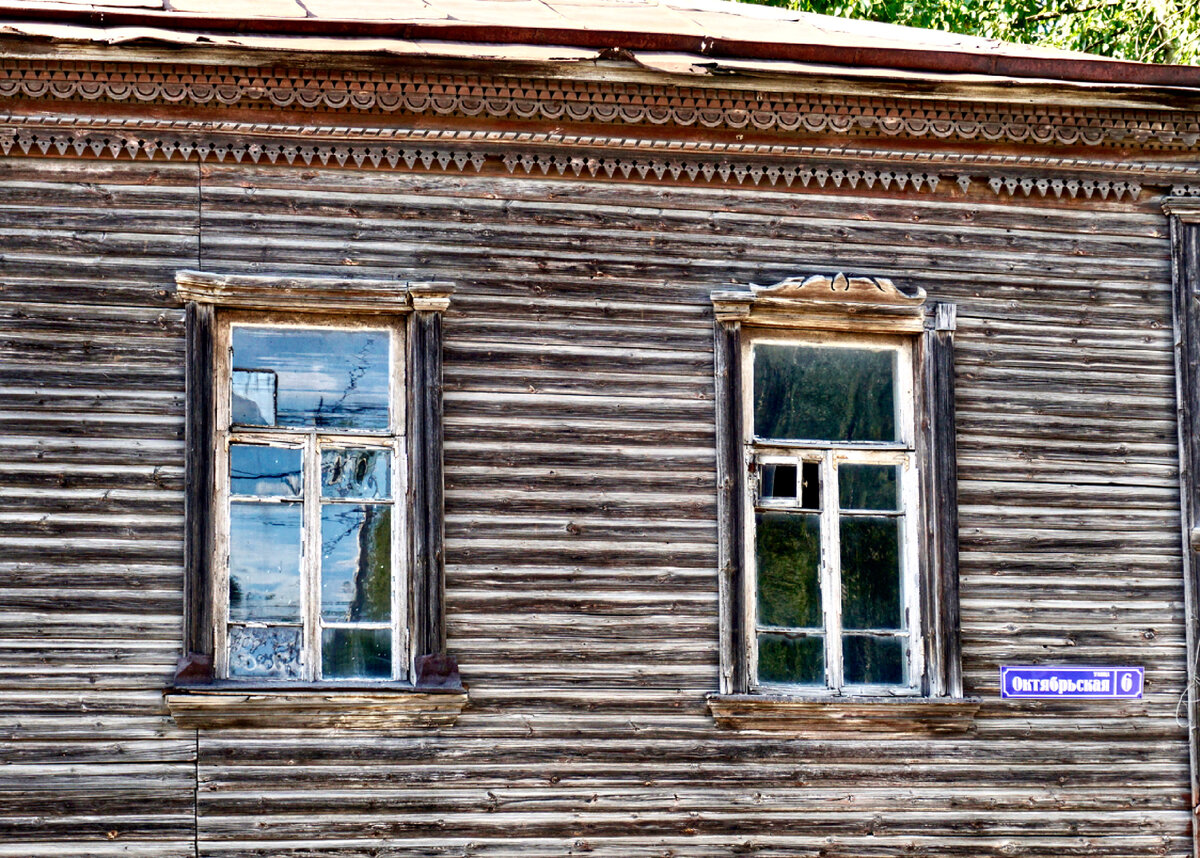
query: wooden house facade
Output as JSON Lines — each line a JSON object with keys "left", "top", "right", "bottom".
{"left": 3, "top": 1, "right": 1200, "bottom": 855}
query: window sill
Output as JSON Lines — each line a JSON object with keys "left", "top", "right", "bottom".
{"left": 164, "top": 685, "right": 469, "bottom": 730}
{"left": 707, "top": 693, "right": 981, "bottom": 734}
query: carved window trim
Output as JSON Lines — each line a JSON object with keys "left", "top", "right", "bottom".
{"left": 708, "top": 274, "right": 977, "bottom": 733}
{"left": 166, "top": 270, "right": 466, "bottom": 730}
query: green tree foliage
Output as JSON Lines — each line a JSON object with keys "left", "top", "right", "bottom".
{"left": 752, "top": 0, "right": 1200, "bottom": 65}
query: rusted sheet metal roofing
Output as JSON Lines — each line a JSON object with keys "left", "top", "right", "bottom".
{"left": 2, "top": 0, "right": 1199, "bottom": 88}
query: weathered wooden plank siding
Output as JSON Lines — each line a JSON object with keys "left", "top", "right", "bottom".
{"left": 1, "top": 157, "right": 1190, "bottom": 855}
{"left": 0, "top": 160, "right": 198, "bottom": 856}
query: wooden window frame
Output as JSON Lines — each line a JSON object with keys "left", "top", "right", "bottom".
{"left": 211, "top": 311, "right": 409, "bottom": 683}
{"left": 166, "top": 271, "right": 466, "bottom": 730}
{"left": 707, "top": 274, "right": 979, "bottom": 733}
{"left": 743, "top": 330, "right": 924, "bottom": 696}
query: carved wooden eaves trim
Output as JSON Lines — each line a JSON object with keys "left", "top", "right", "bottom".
{"left": 2, "top": 60, "right": 1200, "bottom": 149}
{"left": 175, "top": 269, "right": 454, "bottom": 314}
{"left": 3, "top": 113, "right": 1199, "bottom": 200}
{"left": 712, "top": 273, "right": 927, "bottom": 334}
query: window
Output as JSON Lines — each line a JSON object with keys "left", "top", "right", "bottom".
{"left": 749, "top": 333, "right": 920, "bottom": 693}
{"left": 166, "top": 271, "right": 465, "bottom": 730}
{"left": 215, "top": 316, "right": 405, "bottom": 682}
{"left": 708, "top": 274, "right": 976, "bottom": 732}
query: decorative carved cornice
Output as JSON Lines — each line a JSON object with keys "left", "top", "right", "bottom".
{"left": 712, "top": 273, "right": 927, "bottom": 333}
{"left": 3, "top": 111, "right": 1196, "bottom": 202}
{"left": 2, "top": 59, "right": 1200, "bottom": 149}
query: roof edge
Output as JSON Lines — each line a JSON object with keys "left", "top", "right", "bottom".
{"left": 1, "top": 4, "right": 1199, "bottom": 89}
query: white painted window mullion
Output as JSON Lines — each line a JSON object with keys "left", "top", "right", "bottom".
{"left": 303, "top": 431, "right": 321, "bottom": 681}
{"left": 821, "top": 449, "right": 843, "bottom": 693}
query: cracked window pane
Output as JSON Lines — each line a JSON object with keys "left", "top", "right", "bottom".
{"left": 322, "top": 448, "right": 391, "bottom": 500}
{"left": 232, "top": 326, "right": 390, "bottom": 429}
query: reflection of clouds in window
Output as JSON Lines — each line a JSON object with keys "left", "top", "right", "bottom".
{"left": 230, "top": 445, "right": 302, "bottom": 497}
{"left": 232, "top": 327, "right": 389, "bottom": 429}
{"left": 229, "top": 503, "right": 301, "bottom": 623}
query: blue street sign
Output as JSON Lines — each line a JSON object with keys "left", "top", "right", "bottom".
{"left": 1000, "top": 666, "right": 1143, "bottom": 700}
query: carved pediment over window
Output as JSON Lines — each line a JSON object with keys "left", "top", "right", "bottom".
{"left": 711, "top": 273, "right": 927, "bottom": 334}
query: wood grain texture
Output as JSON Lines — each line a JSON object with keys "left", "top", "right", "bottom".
{"left": 0, "top": 156, "right": 1190, "bottom": 856}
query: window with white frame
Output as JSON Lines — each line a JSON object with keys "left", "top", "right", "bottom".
{"left": 746, "top": 333, "right": 921, "bottom": 693}
{"left": 214, "top": 314, "right": 407, "bottom": 682}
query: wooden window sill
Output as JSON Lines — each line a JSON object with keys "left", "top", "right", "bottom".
{"left": 164, "top": 685, "right": 469, "bottom": 730}
{"left": 707, "top": 693, "right": 981, "bottom": 734}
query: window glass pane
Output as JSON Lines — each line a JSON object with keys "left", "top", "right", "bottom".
{"left": 753, "top": 344, "right": 897, "bottom": 442}
{"left": 839, "top": 464, "right": 900, "bottom": 511}
{"left": 760, "top": 463, "right": 797, "bottom": 501}
{"left": 322, "top": 448, "right": 392, "bottom": 500}
{"left": 757, "top": 633, "right": 824, "bottom": 685}
{"left": 321, "top": 505, "right": 391, "bottom": 622}
{"left": 230, "top": 445, "right": 302, "bottom": 498}
{"left": 322, "top": 628, "right": 392, "bottom": 679}
{"left": 843, "top": 636, "right": 905, "bottom": 685}
{"left": 840, "top": 516, "right": 903, "bottom": 630}
{"left": 756, "top": 512, "right": 821, "bottom": 628}
{"left": 231, "top": 327, "right": 390, "bottom": 429}
{"left": 228, "top": 625, "right": 302, "bottom": 680}
{"left": 229, "top": 502, "right": 301, "bottom": 622}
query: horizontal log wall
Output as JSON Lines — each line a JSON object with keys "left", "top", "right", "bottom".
{"left": 0, "top": 157, "right": 1190, "bottom": 856}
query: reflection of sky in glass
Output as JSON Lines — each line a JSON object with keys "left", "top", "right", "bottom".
{"left": 229, "top": 625, "right": 302, "bottom": 679}
{"left": 322, "top": 449, "right": 391, "bottom": 500}
{"left": 321, "top": 504, "right": 391, "bottom": 622}
{"left": 229, "top": 502, "right": 302, "bottom": 622}
{"left": 230, "top": 445, "right": 302, "bottom": 497}
{"left": 232, "top": 327, "right": 390, "bottom": 429}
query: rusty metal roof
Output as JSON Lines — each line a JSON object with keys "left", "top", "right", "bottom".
{"left": 1, "top": 0, "right": 1198, "bottom": 88}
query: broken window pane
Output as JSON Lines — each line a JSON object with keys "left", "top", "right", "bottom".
{"left": 757, "top": 633, "right": 824, "bottom": 685}
{"left": 228, "top": 625, "right": 302, "bottom": 680}
{"left": 839, "top": 464, "right": 900, "bottom": 511}
{"left": 322, "top": 628, "right": 391, "bottom": 679}
{"left": 229, "top": 444, "right": 302, "bottom": 498}
{"left": 229, "top": 502, "right": 302, "bottom": 623}
{"left": 800, "top": 461, "right": 820, "bottom": 509}
{"left": 753, "top": 344, "right": 897, "bottom": 442}
{"left": 756, "top": 512, "right": 821, "bottom": 628}
{"left": 321, "top": 504, "right": 392, "bottom": 623}
{"left": 843, "top": 636, "right": 905, "bottom": 685}
{"left": 231, "top": 326, "right": 390, "bottom": 429}
{"left": 322, "top": 448, "right": 391, "bottom": 500}
{"left": 760, "top": 463, "right": 797, "bottom": 500}
{"left": 840, "top": 516, "right": 903, "bottom": 631}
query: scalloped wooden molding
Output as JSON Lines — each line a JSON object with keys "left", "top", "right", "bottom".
{"left": 712, "top": 273, "right": 927, "bottom": 333}
{"left": 2, "top": 60, "right": 1200, "bottom": 149}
